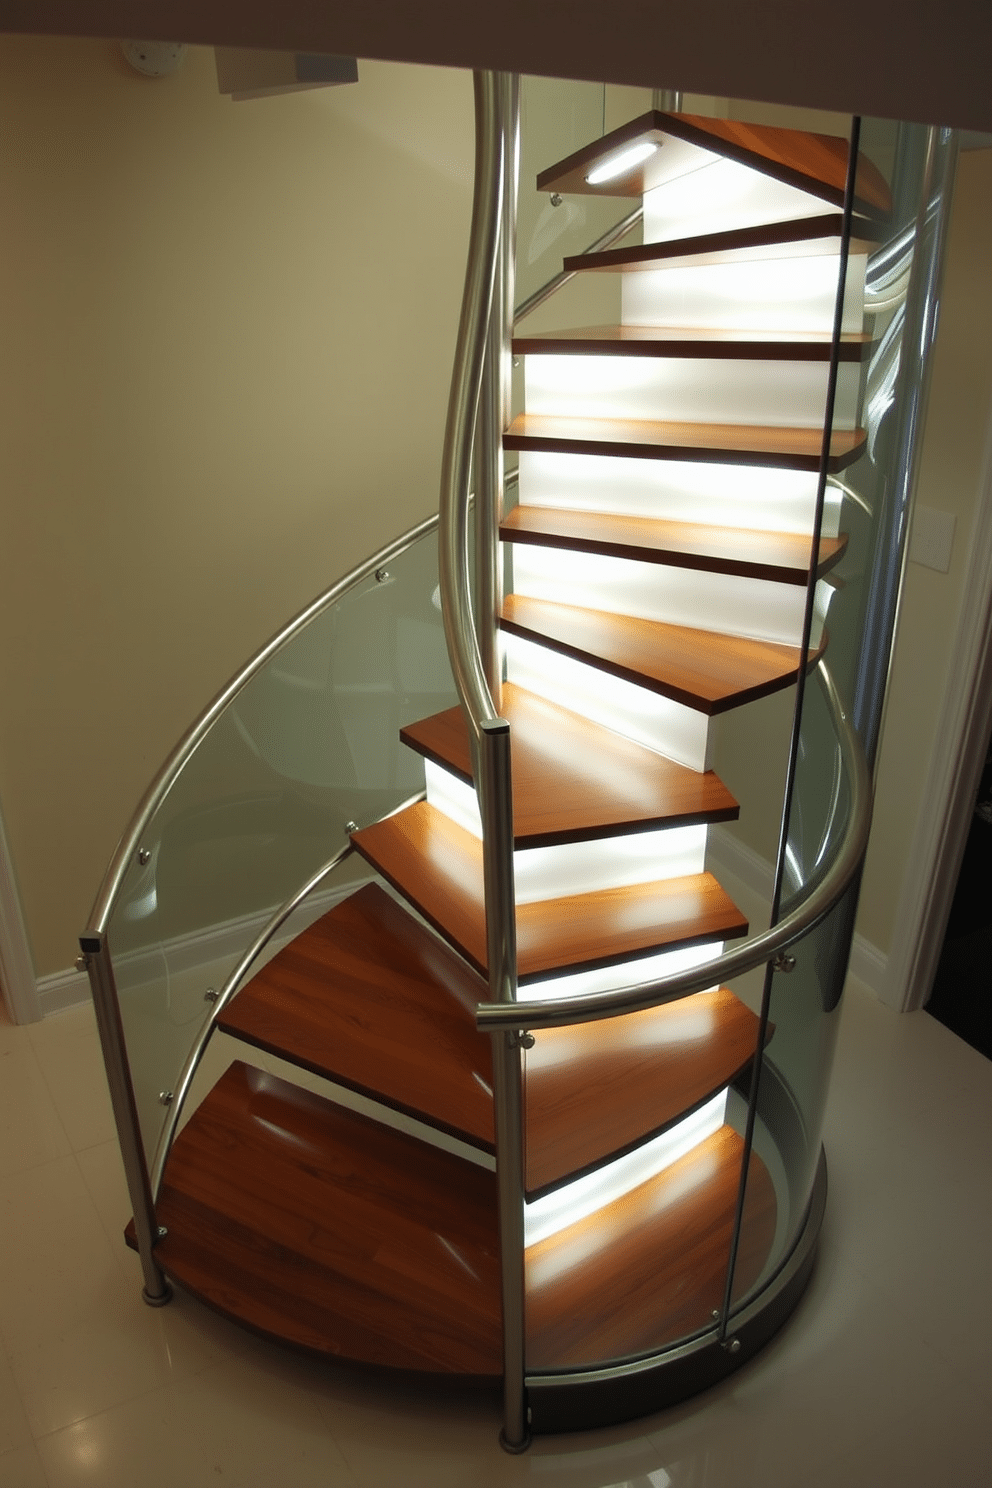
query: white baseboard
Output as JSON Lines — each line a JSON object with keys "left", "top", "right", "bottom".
{"left": 37, "top": 964, "right": 91, "bottom": 1018}
{"left": 707, "top": 826, "right": 888, "bottom": 1003}
{"left": 36, "top": 875, "right": 370, "bottom": 1019}
{"left": 849, "top": 932, "right": 888, "bottom": 1001}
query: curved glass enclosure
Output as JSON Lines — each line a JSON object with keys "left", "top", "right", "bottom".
{"left": 81, "top": 70, "right": 956, "bottom": 1449}
{"left": 94, "top": 519, "right": 455, "bottom": 1167}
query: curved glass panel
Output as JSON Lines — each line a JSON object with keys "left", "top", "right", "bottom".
{"left": 104, "top": 524, "right": 456, "bottom": 1162}
{"left": 730, "top": 118, "right": 948, "bottom": 1315}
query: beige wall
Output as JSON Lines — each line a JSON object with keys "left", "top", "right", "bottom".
{"left": 0, "top": 38, "right": 474, "bottom": 975}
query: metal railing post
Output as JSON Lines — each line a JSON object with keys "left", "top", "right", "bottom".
{"left": 479, "top": 719, "right": 528, "bottom": 1451}
{"left": 78, "top": 932, "right": 171, "bottom": 1306}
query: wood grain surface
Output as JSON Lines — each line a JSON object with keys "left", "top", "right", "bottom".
{"left": 149, "top": 1061, "right": 502, "bottom": 1373}
{"left": 512, "top": 324, "right": 873, "bottom": 362}
{"left": 536, "top": 110, "right": 891, "bottom": 217}
{"left": 526, "top": 1124, "right": 777, "bottom": 1367}
{"left": 501, "top": 504, "right": 848, "bottom": 584}
{"left": 525, "top": 988, "right": 763, "bottom": 1195}
{"left": 351, "top": 802, "right": 747, "bottom": 982}
{"left": 501, "top": 593, "right": 825, "bottom": 714}
{"left": 400, "top": 683, "right": 739, "bottom": 847}
{"left": 504, "top": 411, "right": 866, "bottom": 473}
{"left": 561, "top": 213, "right": 882, "bottom": 275}
{"left": 218, "top": 882, "right": 495, "bottom": 1152}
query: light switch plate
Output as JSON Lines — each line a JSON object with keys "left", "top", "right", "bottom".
{"left": 909, "top": 505, "right": 956, "bottom": 573}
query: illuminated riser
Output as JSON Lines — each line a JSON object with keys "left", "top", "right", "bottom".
{"left": 519, "top": 940, "right": 723, "bottom": 1003}
{"left": 524, "top": 354, "right": 859, "bottom": 431}
{"left": 642, "top": 157, "right": 843, "bottom": 241}
{"left": 525, "top": 1087, "right": 729, "bottom": 1248}
{"left": 515, "top": 451, "right": 842, "bottom": 538}
{"left": 425, "top": 761, "right": 707, "bottom": 901}
{"left": 621, "top": 255, "right": 867, "bottom": 335}
{"left": 510, "top": 544, "right": 828, "bottom": 650}
{"left": 503, "top": 630, "right": 713, "bottom": 772}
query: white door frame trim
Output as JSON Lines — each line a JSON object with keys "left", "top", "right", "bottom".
{"left": 0, "top": 799, "right": 41, "bottom": 1023}
{"left": 883, "top": 403, "right": 992, "bottom": 1011}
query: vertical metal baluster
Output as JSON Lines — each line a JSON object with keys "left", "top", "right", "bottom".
{"left": 478, "top": 718, "right": 528, "bottom": 1452}
{"left": 79, "top": 932, "right": 171, "bottom": 1306}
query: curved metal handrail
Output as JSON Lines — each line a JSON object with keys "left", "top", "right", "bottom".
{"left": 84, "top": 510, "right": 439, "bottom": 940}
{"left": 149, "top": 840, "right": 358, "bottom": 1195}
{"left": 148, "top": 784, "right": 427, "bottom": 1195}
{"left": 438, "top": 71, "right": 504, "bottom": 739}
{"left": 476, "top": 658, "right": 871, "bottom": 1033}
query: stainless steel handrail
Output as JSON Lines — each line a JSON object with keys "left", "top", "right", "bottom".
{"left": 439, "top": 70, "right": 528, "bottom": 1453}
{"left": 513, "top": 206, "right": 642, "bottom": 324}
{"left": 438, "top": 72, "right": 503, "bottom": 738}
{"left": 148, "top": 784, "right": 427, "bottom": 1196}
{"left": 148, "top": 840, "right": 359, "bottom": 1195}
{"left": 476, "top": 658, "right": 871, "bottom": 1033}
{"left": 83, "top": 510, "right": 439, "bottom": 940}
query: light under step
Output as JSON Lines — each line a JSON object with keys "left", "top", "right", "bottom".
{"left": 512, "top": 324, "right": 873, "bottom": 363}
{"left": 501, "top": 593, "right": 824, "bottom": 714}
{"left": 525, "top": 1123, "right": 777, "bottom": 1368}
{"left": 524, "top": 987, "right": 765, "bottom": 1197}
{"left": 400, "top": 682, "right": 739, "bottom": 848}
{"left": 351, "top": 801, "right": 747, "bottom": 982}
{"left": 536, "top": 109, "right": 891, "bottom": 218}
{"left": 504, "top": 412, "right": 866, "bottom": 472}
{"left": 501, "top": 505, "right": 847, "bottom": 585}
{"left": 134, "top": 1060, "right": 503, "bottom": 1374}
{"left": 562, "top": 213, "right": 883, "bottom": 274}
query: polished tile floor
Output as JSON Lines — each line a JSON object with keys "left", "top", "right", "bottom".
{"left": 0, "top": 976, "right": 989, "bottom": 1488}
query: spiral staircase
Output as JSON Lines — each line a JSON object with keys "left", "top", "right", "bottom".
{"left": 110, "top": 110, "right": 892, "bottom": 1435}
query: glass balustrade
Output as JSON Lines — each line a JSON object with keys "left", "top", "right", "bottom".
{"left": 97, "top": 519, "right": 456, "bottom": 1169}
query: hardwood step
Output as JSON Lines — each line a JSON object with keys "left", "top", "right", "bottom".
{"left": 140, "top": 1061, "right": 502, "bottom": 1373}
{"left": 504, "top": 412, "right": 866, "bottom": 473}
{"left": 536, "top": 110, "right": 891, "bottom": 218}
{"left": 219, "top": 881, "right": 763, "bottom": 1196}
{"left": 401, "top": 683, "right": 739, "bottom": 848}
{"left": 218, "top": 882, "right": 495, "bottom": 1153}
{"left": 512, "top": 324, "right": 873, "bottom": 363}
{"left": 561, "top": 213, "right": 883, "bottom": 276}
{"left": 351, "top": 801, "right": 747, "bottom": 983}
{"left": 501, "top": 505, "right": 847, "bottom": 585}
{"left": 501, "top": 593, "right": 824, "bottom": 714}
{"left": 524, "top": 989, "right": 764, "bottom": 1198}
{"left": 526, "top": 1124, "right": 776, "bottom": 1368}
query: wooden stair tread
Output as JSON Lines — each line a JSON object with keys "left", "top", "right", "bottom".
{"left": 536, "top": 110, "right": 891, "bottom": 217}
{"left": 501, "top": 593, "right": 823, "bottom": 714}
{"left": 142, "top": 1061, "right": 502, "bottom": 1373}
{"left": 512, "top": 324, "right": 873, "bottom": 363}
{"left": 504, "top": 412, "right": 866, "bottom": 473}
{"left": 526, "top": 1124, "right": 777, "bottom": 1367}
{"left": 561, "top": 213, "right": 883, "bottom": 275}
{"left": 218, "top": 882, "right": 495, "bottom": 1154}
{"left": 401, "top": 682, "right": 739, "bottom": 847}
{"left": 525, "top": 988, "right": 764, "bottom": 1196}
{"left": 501, "top": 504, "right": 847, "bottom": 585}
{"left": 352, "top": 801, "right": 747, "bottom": 983}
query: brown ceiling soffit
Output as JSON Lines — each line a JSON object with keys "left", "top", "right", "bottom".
{"left": 1, "top": 0, "right": 990, "bottom": 133}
